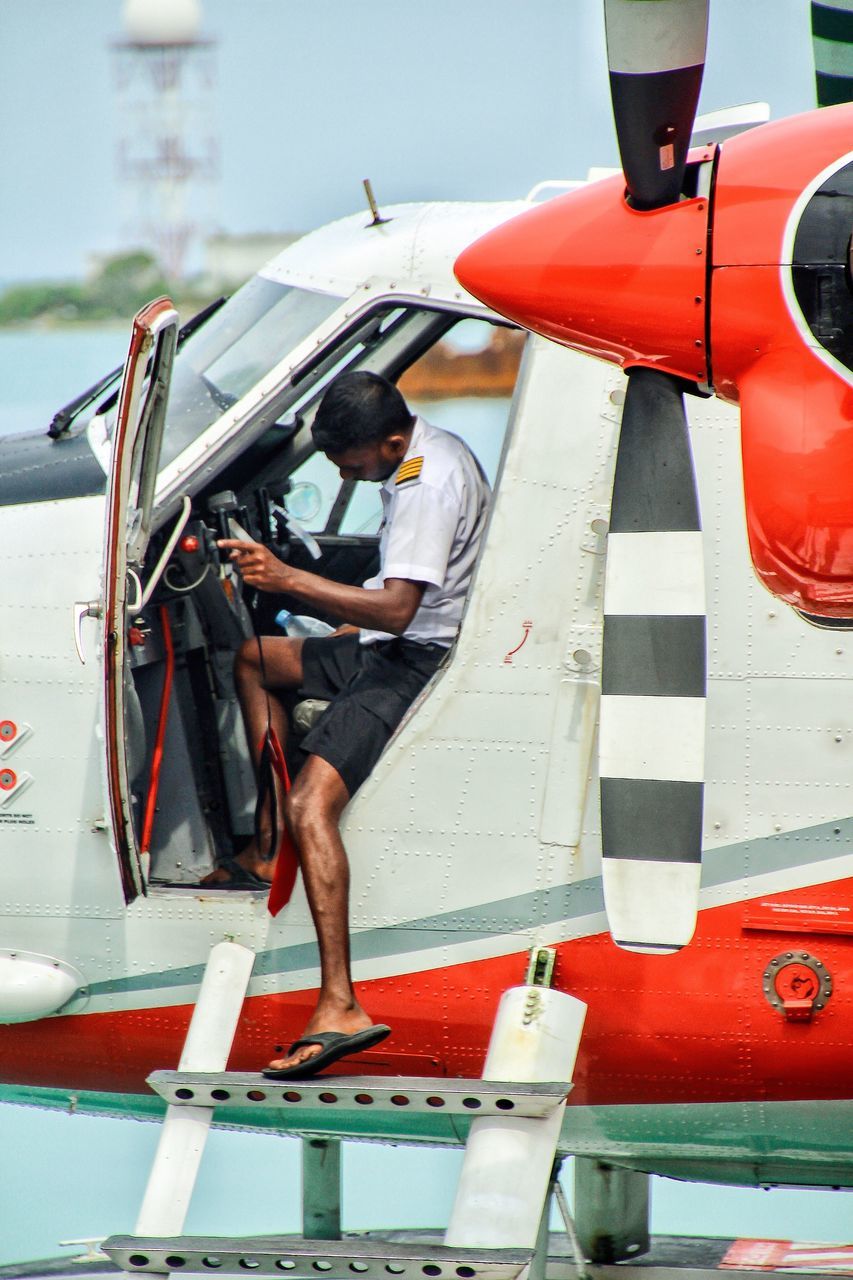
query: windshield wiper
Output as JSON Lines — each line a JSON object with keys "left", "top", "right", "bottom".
{"left": 47, "top": 295, "right": 227, "bottom": 440}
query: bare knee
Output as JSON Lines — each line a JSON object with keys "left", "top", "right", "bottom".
{"left": 285, "top": 774, "right": 346, "bottom": 846}
{"left": 285, "top": 785, "right": 319, "bottom": 845}
{"left": 234, "top": 636, "right": 303, "bottom": 691}
{"left": 234, "top": 637, "right": 259, "bottom": 680}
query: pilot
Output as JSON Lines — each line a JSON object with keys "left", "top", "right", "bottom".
{"left": 209, "top": 369, "right": 490, "bottom": 1078}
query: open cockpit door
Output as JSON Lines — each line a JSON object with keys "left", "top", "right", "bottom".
{"left": 102, "top": 297, "right": 179, "bottom": 901}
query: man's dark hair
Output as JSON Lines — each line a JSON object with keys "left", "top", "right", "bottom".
{"left": 312, "top": 371, "right": 414, "bottom": 453}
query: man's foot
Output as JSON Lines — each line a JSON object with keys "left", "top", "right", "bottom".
{"left": 199, "top": 840, "right": 278, "bottom": 888}
{"left": 265, "top": 1003, "right": 379, "bottom": 1075}
{"left": 263, "top": 1024, "right": 391, "bottom": 1080}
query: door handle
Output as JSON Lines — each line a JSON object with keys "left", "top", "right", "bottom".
{"left": 73, "top": 600, "right": 102, "bottom": 664}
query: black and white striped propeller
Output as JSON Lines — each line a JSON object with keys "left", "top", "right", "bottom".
{"left": 600, "top": 371, "right": 706, "bottom": 952}
{"left": 604, "top": 0, "right": 709, "bottom": 209}
{"left": 599, "top": 0, "right": 710, "bottom": 952}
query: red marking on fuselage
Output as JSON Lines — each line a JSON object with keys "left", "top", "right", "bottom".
{"left": 503, "top": 620, "right": 533, "bottom": 664}
{"left": 0, "top": 878, "right": 850, "bottom": 1106}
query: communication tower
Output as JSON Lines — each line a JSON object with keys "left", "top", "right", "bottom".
{"left": 113, "top": 0, "right": 218, "bottom": 281}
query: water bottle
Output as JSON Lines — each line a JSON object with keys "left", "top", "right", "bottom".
{"left": 274, "top": 609, "right": 334, "bottom": 639}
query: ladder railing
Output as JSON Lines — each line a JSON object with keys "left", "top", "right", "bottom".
{"left": 133, "top": 939, "right": 255, "bottom": 1238}
{"left": 445, "top": 985, "right": 585, "bottom": 1252}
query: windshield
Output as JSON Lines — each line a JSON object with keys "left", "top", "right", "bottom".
{"left": 102, "top": 277, "right": 342, "bottom": 470}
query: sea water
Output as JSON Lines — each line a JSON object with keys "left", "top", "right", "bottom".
{"left": 0, "top": 326, "right": 128, "bottom": 437}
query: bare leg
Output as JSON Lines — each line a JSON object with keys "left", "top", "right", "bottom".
{"left": 202, "top": 635, "right": 304, "bottom": 885}
{"left": 265, "top": 755, "right": 373, "bottom": 1072}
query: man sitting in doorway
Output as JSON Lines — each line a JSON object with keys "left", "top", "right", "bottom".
{"left": 210, "top": 370, "right": 491, "bottom": 1078}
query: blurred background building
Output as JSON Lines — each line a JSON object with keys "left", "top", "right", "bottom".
{"left": 113, "top": 0, "right": 219, "bottom": 281}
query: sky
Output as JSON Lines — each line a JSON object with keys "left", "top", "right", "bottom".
{"left": 0, "top": 0, "right": 850, "bottom": 1266}
{"left": 0, "top": 0, "right": 816, "bottom": 282}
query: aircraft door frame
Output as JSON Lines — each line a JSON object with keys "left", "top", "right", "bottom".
{"left": 102, "top": 297, "right": 179, "bottom": 901}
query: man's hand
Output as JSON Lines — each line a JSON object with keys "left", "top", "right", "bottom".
{"left": 218, "top": 537, "right": 425, "bottom": 633}
{"left": 217, "top": 538, "right": 292, "bottom": 593}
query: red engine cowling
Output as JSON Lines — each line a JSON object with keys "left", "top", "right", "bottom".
{"left": 711, "top": 105, "right": 853, "bottom": 616}
{"left": 454, "top": 103, "right": 853, "bottom": 618}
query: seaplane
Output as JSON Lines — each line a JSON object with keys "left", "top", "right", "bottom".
{"left": 0, "top": 0, "right": 851, "bottom": 1273}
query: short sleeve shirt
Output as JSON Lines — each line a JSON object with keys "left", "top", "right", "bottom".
{"left": 359, "top": 417, "right": 491, "bottom": 647}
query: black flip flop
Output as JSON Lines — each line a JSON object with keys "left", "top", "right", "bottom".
{"left": 262, "top": 1024, "right": 392, "bottom": 1079}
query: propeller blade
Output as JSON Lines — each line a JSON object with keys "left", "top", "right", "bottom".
{"left": 599, "top": 367, "right": 706, "bottom": 952}
{"left": 812, "top": 1, "right": 853, "bottom": 106}
{"left": 604, "top": 0, "right": 709, "bottom": 208}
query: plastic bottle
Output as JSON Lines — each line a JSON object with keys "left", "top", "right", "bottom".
{"left": 274, "top": 609, "right": 334, "bottom": 639}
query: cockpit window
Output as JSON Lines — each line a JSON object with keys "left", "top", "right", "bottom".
{"left": 102, "top": 278, "right": 341, "bottom": 470}
{"left": 284, "top": 314, "right": 526, "bottom": 538}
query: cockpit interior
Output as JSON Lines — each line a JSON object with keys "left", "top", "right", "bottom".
{"left": 112, "top": 287, "right": 526, "bottom": 891}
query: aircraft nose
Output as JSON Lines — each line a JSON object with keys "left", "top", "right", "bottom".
{"left": 455, "top": 174, "right": 711, "bottom": 384}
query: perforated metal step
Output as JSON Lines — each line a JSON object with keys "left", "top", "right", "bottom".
{"left": 103, "top": 1235, "right": 533, "bottom": 1279}
{"left": 147, "top": 1071, "right": 568, "bottom": 1118}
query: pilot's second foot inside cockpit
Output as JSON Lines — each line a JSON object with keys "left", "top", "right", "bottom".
{"left": 200, "top": 632, "right": 302, "bottom": 888}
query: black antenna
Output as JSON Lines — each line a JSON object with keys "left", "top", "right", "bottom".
{"left": 363, "top": 178, "right": 390, "bottom": 227}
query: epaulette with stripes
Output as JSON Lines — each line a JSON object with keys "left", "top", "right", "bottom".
{"left": 396, "top": 456, "right": 424, "bottom": 486}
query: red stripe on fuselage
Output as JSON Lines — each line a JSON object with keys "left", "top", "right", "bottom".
{"left": 0, "top": 880, "right": 850, "bottom": 1103}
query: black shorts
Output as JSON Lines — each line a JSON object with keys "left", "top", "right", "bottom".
{"left": 297, "top": 632, "right": 447, "bottom": 797}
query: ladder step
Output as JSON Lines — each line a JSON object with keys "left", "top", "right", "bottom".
{"left": 147, "top": 1072, "right": 568, "bottom": 1118}
{"left": 103, "top": 1234, "right": 533, "bottom": 1279}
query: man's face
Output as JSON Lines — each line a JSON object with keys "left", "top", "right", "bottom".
{"left": 323, "top": 432, "right": 408, "bottom": 483}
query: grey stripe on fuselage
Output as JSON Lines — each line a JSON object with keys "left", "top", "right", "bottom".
{"left": 85, "top": 816, "right": 853, "bottom": 998}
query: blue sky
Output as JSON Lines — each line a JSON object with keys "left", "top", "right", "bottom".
{"left": 0, "top": 0, "right": 815, "bottom": 281}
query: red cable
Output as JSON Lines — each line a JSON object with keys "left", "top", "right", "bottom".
{"left": 140, "top": 605, "right": 174, "bottom": 855}
{"left": 266, "top": 727, "right": 300, "bottom": 916}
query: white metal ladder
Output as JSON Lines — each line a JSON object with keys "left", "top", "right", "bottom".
{"left": 104, "top": 942, "right": 587, "bottom": 1280}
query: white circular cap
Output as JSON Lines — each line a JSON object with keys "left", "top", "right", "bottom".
{"left": 123, "top": 0, "right": 202, "bottom": 44}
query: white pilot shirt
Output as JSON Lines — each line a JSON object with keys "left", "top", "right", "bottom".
{"left": 360, "top": 417, "right": 491, "bottom": 647}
